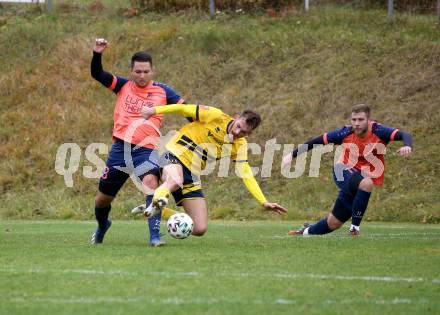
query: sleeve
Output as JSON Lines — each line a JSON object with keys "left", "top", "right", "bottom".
{"left": 91, "top": 51, "right": 128, "bottom": 94}
{"left": 372, "top": 123, "right": 401, "bottom": 144}
{"left": 236, "top": 162, "right": 267, "bottom": 205}
{"left": 181, "top": 101, "right": 194, "bottom": 123}
{"left": 231, "top": 138, "right": 248, "bottom": 162}
{"left": 325, "top": 126, "right": 352, "bottom": 145}
{"left": 391, "top": 130, "right": 413, "bottom": 147}
{"left": 154, "top": 104, "right": 223, "bottom": 123}
{"left": 156, "top": 83, "right": 185, "bottom": 104}
{"left": 291, "top": 135, "right": 325, "bottom": 158}
{"left": 290, "top": 126, "right": 351, "bottom": 157}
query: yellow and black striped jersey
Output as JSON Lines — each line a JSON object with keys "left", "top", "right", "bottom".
{"left": 166, "top": 110, "right": 247, "bottom": 175}
{"left": 153, "top": 104, "right": 267, "bottom": 205}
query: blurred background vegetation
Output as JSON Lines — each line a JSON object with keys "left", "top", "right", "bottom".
{"left": 128, "top": 0, "right": 438, "bottom": 14}
{"left": 0, "top": 0, "right": 439, "bottom": 222}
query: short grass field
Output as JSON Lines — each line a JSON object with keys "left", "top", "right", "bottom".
{"left": 0, "top": 220, "right": 439, "bottom": 315}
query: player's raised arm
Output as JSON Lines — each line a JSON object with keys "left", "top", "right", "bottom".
{"left": 141, "top": 104, "right": 223, "bottom": 123}
{"left": 236, "top": 161, "right": 287, "bottom": 215}
{"left": 91, "top": 38, "right": 115, "bottom": 88}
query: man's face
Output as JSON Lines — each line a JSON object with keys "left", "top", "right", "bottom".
{"left": 228, "top": 117, "right": 253, "bottom": 141}
{"left": 131, "top": 61, "right": 153, "bottom": 87}
{"left": 351, "top": 112, "right": 369, "bottom": 136}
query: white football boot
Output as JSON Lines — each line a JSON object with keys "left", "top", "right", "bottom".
{"left": 131, "top": 196, "right": 168, "bottom": 218}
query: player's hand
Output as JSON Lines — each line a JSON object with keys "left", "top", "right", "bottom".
{"left": 94, "top": 38, "right": 108, "bottom": 53}
{"left": 262, "top": 202, "right": 287, "bottom": 215}
{"left": 281, "top": 153, "right": 293, "bottom": 169}
{"left": 141, "top": 106, "right": 156, "bottom": 120}
{"left": 396, "top": 146, "right": 412, "bottom": 157}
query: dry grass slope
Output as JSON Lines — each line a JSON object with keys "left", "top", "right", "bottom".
{"left": 0, "top": 4, "right": 439, "bottom": 222}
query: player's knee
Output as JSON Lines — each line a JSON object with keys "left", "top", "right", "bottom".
{"left": 143, "top": 174, "right": 159, "bottom": 190}
{"left": 359, "top": 178, "right": 374, "bottom": 192}
{"left": 327, "top": 214, "right": 343, "bottom": 230}
{"left": 192, "top": 224, "right": 208, "bottom": 236}
{"left": 95, "top": 192, "right": 113, "bottom": 208}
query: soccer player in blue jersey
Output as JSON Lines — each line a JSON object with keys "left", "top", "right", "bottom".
{"left": 283, "top": 104, "right": 412, "bottom": 236}
{"left": 90, "top": 38, "right": 186, "bottom": 246}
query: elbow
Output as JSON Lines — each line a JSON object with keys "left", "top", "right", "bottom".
{"left": 91, "top": 68, "right": 99, "bottom": 80}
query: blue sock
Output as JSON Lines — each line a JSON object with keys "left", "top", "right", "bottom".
{"left": 351, "top": 189, "right": 371, "bottom": 227}
{"left": 146, "top": 195, "right": 161, "bottom": 241}
{"left": 308, "top": 218, "right": 332, "bottom": 235}
{"left": 95, "top": 205, "right": 111, "bottom": 230}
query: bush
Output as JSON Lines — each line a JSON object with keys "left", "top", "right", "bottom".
{"left": 129, "top": 0, "right": 303, "bottom": 12}
{"left": 129, "top": 0, "right": 437, "bottom": 14}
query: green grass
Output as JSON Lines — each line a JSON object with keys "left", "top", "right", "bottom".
{"left": 0, "top": 220, "right": 439, "bottom": 315}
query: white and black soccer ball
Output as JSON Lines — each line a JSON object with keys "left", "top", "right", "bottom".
{"left": 167, "top": 213, "right": 194, "bottom": 239}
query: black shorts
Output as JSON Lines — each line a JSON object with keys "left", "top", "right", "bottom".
{"left": 99, "top": 139, "right": 159, "bottom": 197}
{"left": 149, "top": 152, "right": 204, "bottom": 206}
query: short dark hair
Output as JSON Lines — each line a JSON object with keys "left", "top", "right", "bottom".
{"left": 352, "top": 104, "right": 370, "bottom": 118}
{"left": 240, "top": 110, "right": 261, "bottom": 130}
{"left": 131, "top": 51, "right": 153, "bottom": 68}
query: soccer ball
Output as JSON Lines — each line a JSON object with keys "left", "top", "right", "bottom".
{"left": 167, "top": 213, "right": 194, "bottom": 239}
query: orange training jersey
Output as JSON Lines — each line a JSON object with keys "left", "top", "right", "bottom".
{"left": 324, "top": 121, "right": 399, "bottom": 185}
{"left": 108, "top": 77, "right": 184, "bottom": 148}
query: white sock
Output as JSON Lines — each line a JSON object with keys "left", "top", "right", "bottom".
{"left": 350, "top": 224, "right": 360, "bottom": 231}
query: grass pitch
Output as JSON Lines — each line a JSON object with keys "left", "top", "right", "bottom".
{"left": 0, "top": 220, "right": 439, "bottom": 315}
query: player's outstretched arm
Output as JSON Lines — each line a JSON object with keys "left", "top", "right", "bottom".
{"left": 141, "top": 104, "right": 223, "bottom": 123}
{"left": 374, "top": 124, "right": 413, "bottom": 158}
{"left": 393, "top": 130, "right": 413, "bottom": 158}
{"left": 282, "top": 134, "right": 325, "bottom": 169}
{"left": 236, "top": 162, "right": 287, "bottom": 215}
{"left": 262, "top": 202, "right": 287, "bottom": 215}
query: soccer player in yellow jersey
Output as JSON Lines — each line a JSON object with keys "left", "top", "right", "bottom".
{"left": 133, "top": 104, "right": 287, "bottom": 236}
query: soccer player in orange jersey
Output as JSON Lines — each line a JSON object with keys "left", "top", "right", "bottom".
{"left": 90, "top": 38, "right": 185, "bottom": 246}
{"left": 283, "top": 104, "right": 412, "bottom": 236}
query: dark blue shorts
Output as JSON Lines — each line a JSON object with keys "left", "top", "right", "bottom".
{"left": 149, "top": 152, "right": 204, "bottom": 206}
{"left": 331, "top": 164, "right": 364, "bottom": 222}
{"left": 99, "top": 139, "right": 160, "bottom": 197}
{"left": 332, "top": 164, "right": 364, "bottom": 197}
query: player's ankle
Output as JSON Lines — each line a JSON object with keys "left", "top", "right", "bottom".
{"left": 350, "top": 224, "right": 360, "bottom": 231}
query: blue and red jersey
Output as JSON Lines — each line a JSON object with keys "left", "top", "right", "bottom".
{"left": 291, "top": 121, "right": 412, "bottom": 186}
{"left": 323, "top": 121, "right": 399, "bottom": 185}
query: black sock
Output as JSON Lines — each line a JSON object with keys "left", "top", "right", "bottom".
{"left": 351, "top": 190, "right": 371, "bottom": 227}
{"left": 95, "top": 205, "right": 111, "bottom": 230}
{"left": 308, "top": 218, "right": 332, "bottom": 235}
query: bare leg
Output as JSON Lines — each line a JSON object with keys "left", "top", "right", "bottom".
{"left": 181, "top": 198, "right": 208, "bottom": 236}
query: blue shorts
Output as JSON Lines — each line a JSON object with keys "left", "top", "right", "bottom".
{"left": 99, "top": 139, "right": 160, "bottom": 197}
{"left": 332, "top": 164, "right": 364, "bottom": 197}
{"left": 331, "top": 164, "right": 364, "bottom": 222}
{"left": 149, "top": 152, "right": 204, "bottom": 206}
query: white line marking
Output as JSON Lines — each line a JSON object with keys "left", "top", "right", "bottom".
{"left": 270, "top": 232, "right": 440, "bottom": 239}
{"left": 0, "top": 296, "right": 436, "bottom": 306}
{"left": 1, "top": 268, "right": 438, "bottom": 285}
